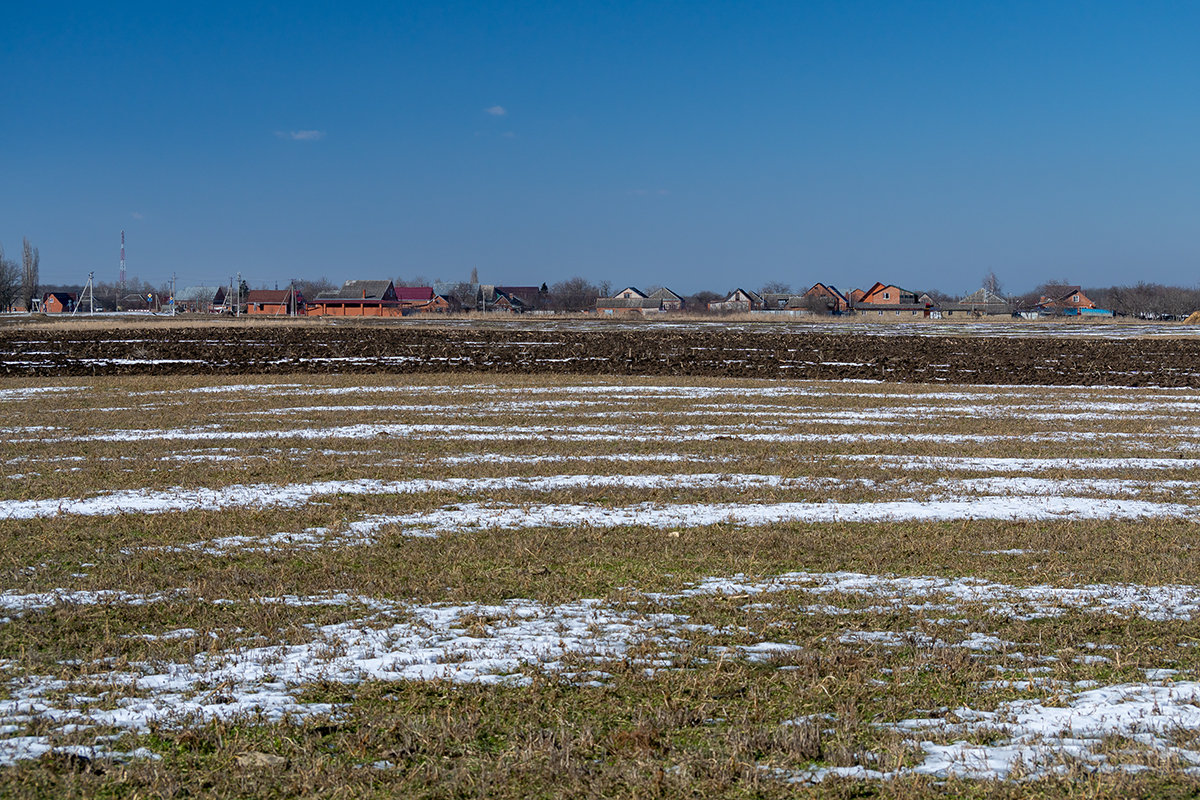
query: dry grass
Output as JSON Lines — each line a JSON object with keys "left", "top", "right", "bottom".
{"left": 2, "top": 372, "right": 1200, "bottom": 796}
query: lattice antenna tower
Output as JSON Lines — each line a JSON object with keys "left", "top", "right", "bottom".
{"left": 119, "top": 230, "right": 126, "bottom": 290}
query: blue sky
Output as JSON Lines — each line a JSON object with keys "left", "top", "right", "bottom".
{"left": 3, "top": 1, "right": 1199, "bottom": 295}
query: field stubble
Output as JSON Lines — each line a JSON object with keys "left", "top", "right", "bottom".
{"left": 3, "top": 373, "right": 1200, "bottom": 796}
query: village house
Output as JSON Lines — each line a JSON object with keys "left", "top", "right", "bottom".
{"left": 394, "top": 286, "right": 436, "bottom": 311}
{"left": 1030, "top": 286, "right": 1112, "bottom": 318}
{"left": 709, "top": 288, "right": 764, "bottom": 312}
{"left": 595, "top": 286, "right": 686, "bottom": 315}
{"left": 245, "top": 288, "right": 305, "bottom": 315}
{"left": 801, "top": 283, "right": 850, "bottom": 313}
{"left": 471, "top": 285, "right": 543, "bottom": 312}
{"left": 488, "top": 289, "right": 524, "bottom": 313}
{"left": 412, "top": 293, "right": 459, "bottom": 313}
{"left": 851, "top": 282, "right": 933, "bottom": 317}
{"left": 176, "top": 286, "right": 228, "bottom": 314}
{"left": 42, "top": 292, "right": 77, "bottom": 313}
{"left": 119, "top": 292, "right": 160, "bottom": 312}
{"left": 308, "top": 280, "right": 404, "bottom": 317}
{"left": 940, "top": 287, "right": 1013, "bottom": 318}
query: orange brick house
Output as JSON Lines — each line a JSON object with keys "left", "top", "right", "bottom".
{"left": 308, "top": 280, "right": 403, "bottom": 317}
{"left": 1037, "top": 286, "right": 1095, "bottom": 311}
{"left": 42, "top": 292, "right": 77, "bottom": 313}
{"left": 245, "top": 288, "right": 305, "bottom": 315}
{"left": 851, "top": 282, "right": 932, "bottom": 317}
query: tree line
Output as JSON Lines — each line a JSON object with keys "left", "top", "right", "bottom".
{"left": 0, "top": 239, "right": 40, "bottom": 312}
{"left": 8, "top": 256, "right": 1200, "bottom": 317}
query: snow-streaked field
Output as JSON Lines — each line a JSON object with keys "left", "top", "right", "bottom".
{"left": 4, "top": 373, "right": 1200, "bottom": 793}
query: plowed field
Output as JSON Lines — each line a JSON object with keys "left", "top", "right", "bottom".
{"left": 1, "top": 324, "right": 1197, "bottom": 385}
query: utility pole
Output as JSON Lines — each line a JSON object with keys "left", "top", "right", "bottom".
{"left": 72, "top": 272, "right": 96, "bottom": 316}
{"left": 236, "top": 272, "right": 241, "bottom": 317}
{"left": 171, "top": 273, "right": 177, "bottom": 316}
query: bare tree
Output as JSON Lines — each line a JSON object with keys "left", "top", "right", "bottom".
{"left": 445, "top": 281, "right": 477, "bottom": 309}
{"left": 295, "top": 276, "right": 337, "bottom": 300}
{"left": 548, "top": 276, "right": 602, "bottom": 312}
{"left": 0, "top": 244, "right": 20, "bottom": 311}
{"left": 760, "top": 280, "right": 792, "bottom": 295}
{"left": 20, "top": 238, "right": 38, "bottom": 312}
{"left": 982, "top": 270, "right": 1002, "bottom": 296}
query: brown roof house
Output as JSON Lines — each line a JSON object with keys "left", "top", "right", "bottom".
{"left": 246, "top": 288, "right": 305, "bottom": 315}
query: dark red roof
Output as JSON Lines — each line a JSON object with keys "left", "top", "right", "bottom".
{"left": 395, "top": 287, "right": 435, "bottom": 302}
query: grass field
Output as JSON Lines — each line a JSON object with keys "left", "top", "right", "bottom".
{"left": 3, "top": 373, "right": 1200, "bottom": 797}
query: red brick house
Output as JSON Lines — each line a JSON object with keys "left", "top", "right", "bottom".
{"left": 802, "top": 283, "right": 850, "bottom": 313}
{"left": 412, "top": 294, "right": 458, "bottom": 313}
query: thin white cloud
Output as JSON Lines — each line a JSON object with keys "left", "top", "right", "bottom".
{"left": 485, "top": 105, "right": 507, "bottom": 116}
{"left": 275, "top": 130, "right": 326, "bottom": 141}
{"left": 130, "top": 212, "right": 145, "bottom": 220}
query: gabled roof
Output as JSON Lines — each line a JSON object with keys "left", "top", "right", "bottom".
{"left": 804, "top": 283, "right": 849, "bottom": 304}
{"left": 724, "top": 288, "right": 764, "bottom": 304}
{"left": 245, "top": 289, "right": 298, "bottom": 304}
{"left": 860, "top": 282, "right": 918, "bottom": 302}
{"left": 317, "top": 280, "right": 396, "bottom": 300}
{"left": 496, "top": 286, "right": 541, "bottom": 303}
{"left": 959, "top": 287, "right": 1009, "bottom": 305}
{"left": 43, "top": 292, "right": 76, "bottom": 302}
{"left": 492, "top": 289, "right": 525, "bottom": 306}
{"left": 613, "top": 286, "right": 648, "bottom": 299}
{"left": 394, "top": 286, "right": 435, "bottom": 302}
{"left": 647, "top": 287, "right": 683, "bottom": 302}
{"left": 761, "top": 293, "right": 801, "bottom": 308}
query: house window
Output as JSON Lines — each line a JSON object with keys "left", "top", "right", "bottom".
{"left": 883, "top": 292, "right": 890, "bottom": 299}
{"left": 1073, "top": 295, "right": 1079, "bottom": 303}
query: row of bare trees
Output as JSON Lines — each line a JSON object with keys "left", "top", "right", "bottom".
{"left": 0, "top": 239, "right": 39, "bottom": 312}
